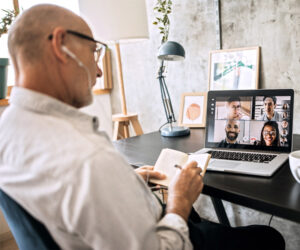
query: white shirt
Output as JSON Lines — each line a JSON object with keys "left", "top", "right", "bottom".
{"left": 258, "top": 111, "right": 282, "bottom": 121}
{"left": 0, "top": 87, "right": 192, "bottom": 250}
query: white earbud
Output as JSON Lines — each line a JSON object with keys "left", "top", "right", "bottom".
{"left": 61, "top": 45, "right": 92, "bottom": 88}
{"left": 61, "top": 45, "right": 84, "bottom": 67}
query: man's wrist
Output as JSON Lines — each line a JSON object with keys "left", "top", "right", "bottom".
{"left": 166, "top": 197, "right": 192, "bottom": 222}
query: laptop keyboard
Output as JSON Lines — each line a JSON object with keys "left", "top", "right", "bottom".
{"left": 207, "top": 151, "right": 277, "bottom": 163}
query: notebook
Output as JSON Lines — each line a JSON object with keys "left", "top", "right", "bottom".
{"left": 195, "top": 89, "right": 294, "bottom": 177}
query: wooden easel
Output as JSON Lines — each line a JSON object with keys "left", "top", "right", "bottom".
{"left": 112, "top": 43, "right": 143, "bottom": 140}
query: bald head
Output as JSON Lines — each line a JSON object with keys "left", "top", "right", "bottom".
{"left": 7, "top": 4, "right": 102, "bottom": 108}
{"left": 8, "top": 4, "right": 88, "bottom": 65}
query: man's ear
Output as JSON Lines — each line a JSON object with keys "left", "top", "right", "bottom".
{"left": 49, "top": 27, "right": 68, "bottom": 63}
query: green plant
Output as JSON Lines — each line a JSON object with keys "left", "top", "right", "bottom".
{"left": 153, "top": 0, "right": 172, "bottom": 44}
{"left": 0, "top": 8, "right": 18, "bottom": 38}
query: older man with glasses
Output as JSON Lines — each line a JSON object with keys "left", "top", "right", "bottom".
{"left": 0, "top": 4, "right": 285, "bottom": 250}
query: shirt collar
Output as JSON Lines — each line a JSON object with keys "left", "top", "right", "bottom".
{"left": 9, "top": 87, "right": 99, "bottom": 132}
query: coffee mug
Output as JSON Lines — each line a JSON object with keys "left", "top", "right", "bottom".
{"left": 289, "top": 150, "right": 300, "bottom": 183}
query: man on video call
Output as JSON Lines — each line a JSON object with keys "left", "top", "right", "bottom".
{"left": 259, "top": 96, "right": 282, "bottom": 121}
{"left": 0, "top": 4, "right": 285, "bottom": 250}
{"left": 219, "top": 119, "right": 241, "bottom": 147}
{"left": 226, "top": 97, "right": 250, "bottom": 120}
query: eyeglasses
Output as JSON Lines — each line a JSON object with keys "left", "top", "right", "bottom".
{"left": 263, "top": 131, "right": 276, "bottom": 136}
{"left": 48, "top": 30, "right": 108, "bottom": 63}
{"left": 231, "top": 105, "right": 241, "bottom": 110}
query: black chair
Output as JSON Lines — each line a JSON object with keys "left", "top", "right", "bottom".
{"left": 0, "top": 189, "right": 60, "bottom": 250}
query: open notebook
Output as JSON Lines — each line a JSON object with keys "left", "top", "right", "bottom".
{"left": 150, "top": 148, "right": 211, "bottom": 187}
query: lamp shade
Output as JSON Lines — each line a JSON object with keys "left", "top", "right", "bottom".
{"left": 158, "top": 41, "right": 185, "bottom": 61}
{"left": 78, "top": 0, "right": 149, "bottom": 43}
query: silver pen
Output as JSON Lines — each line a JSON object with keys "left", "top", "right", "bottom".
{"left": 174, "top": 164, "right": 182, "bottom": 170}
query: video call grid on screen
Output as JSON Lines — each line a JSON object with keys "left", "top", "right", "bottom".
{"left": 205, "top": 89, "right": 294, "bottom": 152}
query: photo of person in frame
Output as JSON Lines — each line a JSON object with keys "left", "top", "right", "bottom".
{"left": 226, "top": 97, "right": 250, "bottom": 120}
{"left": 282, "top": 103, "right": 289, "bottom": 110}
{"left": 258, "top": 96, "right": 282, "bottom": 121}
{"left": 257, "top": 121, "right": 280, "bottom": 147}
{"left": 219, "top": 119, "right": 241, "bottom": 147}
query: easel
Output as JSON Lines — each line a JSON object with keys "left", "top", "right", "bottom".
{"left": 112, "top": 43, "right": 143, "bottom": 140}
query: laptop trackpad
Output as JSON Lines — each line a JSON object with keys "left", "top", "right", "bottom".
{"left": 209, "top": 160, "right": 240, "bottom": 169}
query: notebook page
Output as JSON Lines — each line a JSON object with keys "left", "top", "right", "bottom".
{"left": 151, "top": 148, "right": 188, "bottom": 186}
{"left": 187, "top": 153, "right": 211, "bottom": 176}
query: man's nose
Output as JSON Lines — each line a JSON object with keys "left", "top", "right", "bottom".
{"left": 96, "top": 65, "right": 102, "bottom": 78}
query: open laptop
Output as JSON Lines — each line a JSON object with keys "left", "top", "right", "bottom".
{"left": 196, "top": 89, "right": 294, "bottom": 177}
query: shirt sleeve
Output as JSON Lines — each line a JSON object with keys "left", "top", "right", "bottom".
{"left": 156, "top": 213, "right": 192, "bottom": 250}
{"left": 60, "top": 149, "right": 193, "bottom": 250}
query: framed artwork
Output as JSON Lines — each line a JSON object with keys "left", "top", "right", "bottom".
{"left": 208, "top": 47, "right": 260, "bottom": 90}
{"left": 178, "top": 92, "right": 207, "bottom": 128}
{"left": 93, "top": 49, "right": 113, "bottom": 91}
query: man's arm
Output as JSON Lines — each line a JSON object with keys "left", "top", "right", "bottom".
{"left": 64, "top": 151, "right": 195, "bottom": 250}
{"left": 166, "top": 161, "right": 203, "bottom": 222}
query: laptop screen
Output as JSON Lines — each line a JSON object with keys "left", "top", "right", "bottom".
{"left": 205, "top": 89, "right": 294, "bottom": 152}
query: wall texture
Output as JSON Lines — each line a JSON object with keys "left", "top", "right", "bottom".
{"left": 110, "top": 0, "right": 300, "bottom": 249}
{"left": 112, "top": 0, "right": 300, "bottom": 134}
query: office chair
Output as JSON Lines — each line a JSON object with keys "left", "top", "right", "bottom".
{"left": 0, "top": 189, "right": 60, "bottom": 250}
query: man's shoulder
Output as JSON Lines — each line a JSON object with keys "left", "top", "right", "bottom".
{"left": 0, "top": 106, "right": 113, "bottom": 173}
{"left": 258, "top": 114, "right": 265, "bottom": 120}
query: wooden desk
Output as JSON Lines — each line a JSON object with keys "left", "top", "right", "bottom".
{"left": 113, "top": 129, "right": 300, "bottom": 224}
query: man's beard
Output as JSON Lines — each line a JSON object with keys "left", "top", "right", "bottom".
{"left": 226, "top": 131, "right": 238, "bottom": 141}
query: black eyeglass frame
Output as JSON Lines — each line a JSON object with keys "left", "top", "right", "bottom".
{"left": 48, "top": 30, "right": 107, "bottom": 47}
{"left": 48, "top": 29, "right": 108, "bottom": 63}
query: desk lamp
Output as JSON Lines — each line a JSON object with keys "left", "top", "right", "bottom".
{"left": 158, "top": 41, "right": 190, "bottom": 137}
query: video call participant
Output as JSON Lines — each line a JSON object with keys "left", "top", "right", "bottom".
{"left": 219, "top": 119, "right": 240, "bottom": 147}
{"left": 259, "top": 121, "right": 280, "bottom": 147}
{"left": 282, "top": 103, "right": 289, "bottom": 110}
{"left": 281, "top": 119, "right": 289, "bottom": 129}
{"left": 226, "top": 97, "right": 250, "bottom": 120}
{"left": 258, "top": 96, "right": 282, "bottom": 121}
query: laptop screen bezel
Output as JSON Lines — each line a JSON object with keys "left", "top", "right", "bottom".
{"left": 205, "top": 89, "right": 294, "bottom": 153}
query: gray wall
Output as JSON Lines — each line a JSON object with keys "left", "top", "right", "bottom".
{"left": 110, "top": 0, "right": 300, "bottom": 249}
{"left": 112, "top": 0, "right": 300, "bottom": 134}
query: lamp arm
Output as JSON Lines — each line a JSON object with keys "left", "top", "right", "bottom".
{"left": 158, "top": 60, "right": 176, "bottom": 124}
{"left": 161, "top": 76, "right": 176, "bottom": 123}
{"left": 158, "top": 69, "right": 171, "bottom": 123}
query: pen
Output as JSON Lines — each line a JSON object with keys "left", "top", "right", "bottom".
{"left": 174, "top": 164, "right": 182, "bottom": 170}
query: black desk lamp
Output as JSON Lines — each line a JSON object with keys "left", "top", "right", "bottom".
{"left": 157, "top": 41, "right": 190, "bottom": 137}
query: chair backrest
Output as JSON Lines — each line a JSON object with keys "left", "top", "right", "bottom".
{"left": 0, "top": 189, "right": 60, "bottom": 250}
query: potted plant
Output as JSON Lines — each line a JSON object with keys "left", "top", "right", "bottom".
{"left": 153, "top": 0, "right": 172, "bottom": 44}
{"left": 0, "top": 0, "right": 19, "bottom": 99}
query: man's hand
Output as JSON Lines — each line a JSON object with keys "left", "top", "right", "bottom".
{"left": 166, "top": 161, "right": 204, "bottom": 222}
{"left": 135, "top": 165, "right": 166, "bottom": 183}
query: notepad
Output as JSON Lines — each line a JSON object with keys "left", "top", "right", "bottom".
{"left": 150, "top": 148, "right": 211, "bottom": 187}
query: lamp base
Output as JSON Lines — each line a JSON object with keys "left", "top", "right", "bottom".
{"left": 160, "top": 125, "right": 190, "bottom": 137}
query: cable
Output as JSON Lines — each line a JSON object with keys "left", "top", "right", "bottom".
{"left": 159, "top": 122, "right": 169, "bottom": 132}
{"left": 268, "top": 214, "right": 274, "bottom": 226}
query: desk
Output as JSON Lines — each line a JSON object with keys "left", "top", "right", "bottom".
{"left": 113, "top": 129, "right": 300, "bottom": 224}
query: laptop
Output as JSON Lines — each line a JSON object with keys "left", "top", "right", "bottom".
{"left": 196, "top": 89, "right": 294, "bottom": 177}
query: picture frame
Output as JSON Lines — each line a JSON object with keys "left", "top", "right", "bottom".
{"left": 178, "top": 92, "right": 207, "bottom": 128}
{"left": 93, "top": 48, "right": 113, "bottom": 91}
{"left": 208, "top": 47, "right": 260, "bottom": 90}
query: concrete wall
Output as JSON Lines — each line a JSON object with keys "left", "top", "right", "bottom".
{"left": 112, "top": 0, "right": 300, "bottom": 134}
{"left": 110, "top": 0, "right": 300, "bottom": 249}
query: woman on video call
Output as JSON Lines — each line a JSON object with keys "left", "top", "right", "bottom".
{"left": 259, "top": 121, "right": 280, "bottom": 147}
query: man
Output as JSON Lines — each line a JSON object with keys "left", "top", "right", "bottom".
{"left": 219, "top": 120, "right": 240, "bottom": 147}
{"left": 225, "top": 97, "right": 250, "bottom": 120}
{"left": 0, "top": 5, "right": 285, "bottom": 250}
{"left": 259, "top": 96, "right": 282, "bottom": 121}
